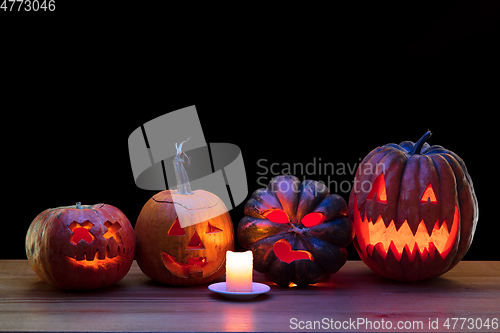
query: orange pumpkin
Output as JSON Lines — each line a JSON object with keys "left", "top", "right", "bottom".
{"left": 135, "top": 139, "right": 235, "bottom": 286}
{"left": 348, "top": 131, "right": 478, "bottom": 281}
{"left": 25, "top": 203, "right": 136, "bottom": 290}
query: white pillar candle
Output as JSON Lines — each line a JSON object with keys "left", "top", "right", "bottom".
{"left": 226, "top": 251, "right": 253, "bottom": 292}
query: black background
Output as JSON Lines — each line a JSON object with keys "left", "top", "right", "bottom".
{"left": 2, "top": 1, "right": 499, "bottom": 261}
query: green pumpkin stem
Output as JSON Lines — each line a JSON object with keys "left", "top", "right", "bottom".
{"left": 410, "top": 130, "right": 432, "bottom": 155}
{"left": 173, "top": 138, "right": 193, "bottom": 195}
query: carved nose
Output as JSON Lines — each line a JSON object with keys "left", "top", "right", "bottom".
{"left": 187, "top": 231, "right": 205, "bottom": 250}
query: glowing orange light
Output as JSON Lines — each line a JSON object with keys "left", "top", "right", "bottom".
{"left": 161, "top": 252, "right": 206, "bottom": 276}
{"left": 68, "top": 221, "right": 94, "bottom": 244}
{"left": 167, "top": 218, "right": 186, "bottom": 236}
{"left": 187, "top": 231, "right": 205, "bottom": 250}
{"left": 421, "top": 183, "right": 438, "bottom": 203}
{"left": 353, "top": 198, "right": 459, "bottom": 262}
{"left": 301, "top": 212, "right": 325, "bottom": 228}
{"left": 367, "top": 173, "right": 387, "bottom": 203}
{"left": 206, "top": 221, "right": 223, "bottom": 233}
{"left": 65, "top": 251, "right": 127, "bottom": 269}
{"left": 103, "top": 221, "right": 122, "bottom": 243}
{"left": 273, "top": 239, "right": 314, "bottom": 263}
{"left": 264, "top": 209, "right": 289, "bottom": 224}
{"left": 161, "top": 251, "right": 225, "bottom": 278}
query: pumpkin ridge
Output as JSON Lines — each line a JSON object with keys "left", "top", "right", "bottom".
{"left": 249, "top": 234, "right": 283, "bottom": 273}
{"left": 301, "top": 236, "right": 346, "bottom": 274}
{"left": 382, "top": 150, "right": 408, "bottom": 228}
{"left": 394, "top": 154, "right": 419, "bottom": 230}
{"left": 428, "top": 154, "right": 447, "bottom": 230}
{"left": 307, "top": 217, "right": 353, "bottom": 247}
{"left": 237, "top": 216, "right": 290, "bottom": 249}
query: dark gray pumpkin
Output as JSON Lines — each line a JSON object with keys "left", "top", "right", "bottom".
{"left": 237, "top": 175, "right": 353, "bottom": 287}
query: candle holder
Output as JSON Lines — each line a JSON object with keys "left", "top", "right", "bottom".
{"left": 208, "top": 251, "right": 270, "bottom": 300}
{"left": 208, "top": 282, "right": 270, "bottom": 300}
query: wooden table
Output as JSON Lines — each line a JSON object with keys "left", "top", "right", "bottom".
{"left": 1, "top": 260, "right": 499, "bottom": 332}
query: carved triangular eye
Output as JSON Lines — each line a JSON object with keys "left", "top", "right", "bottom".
{"left": 167, "top": 218, "right": 186, "bottom": 236}
{"left": 421, "top": 183, "right": 438, "bottom": 203}
{"left": 206, "top": 222, "right": 223, "bottom": 233}
{"left": 367, "top": 173, "right": 387, "bottom": 203}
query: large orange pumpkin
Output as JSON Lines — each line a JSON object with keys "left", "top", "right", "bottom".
{"left": 135, "top": 139, "right": 235, "bottom": 286}
{"left": 25, "top": 203, "right": 136, "bottom": 290}
{"left": 348, "top": 131, "right": 478, "bottom": 281}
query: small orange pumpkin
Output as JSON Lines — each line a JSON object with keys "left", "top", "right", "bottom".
{"left": 26, "top": 203, "right": 136, "bottom": 290}
{"left": 135, "top": 139, "right": 235, "bottom": 286}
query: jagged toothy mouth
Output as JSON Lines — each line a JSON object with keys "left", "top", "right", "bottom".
{"left": 353, "top": 198, "right": 459, "bottom": 262}
{"left": 64, "top": 248, "right": 132, "bottom": 269}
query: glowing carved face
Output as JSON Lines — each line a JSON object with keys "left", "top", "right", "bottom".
{"left": 65, "top": 219, "right": 131, "bottom": 268}
{"left": 353, "top": 174, "right": 459, "bottom": 262}
{"left": 262, "top": 209, "right": 320, "bottom": 264}
{"left": 348, "top": 131, "right": 477, "bottom": 282}
{"left": 161, "top": 218, "right": 227, "bottom": 279}
{"left": 134, "top": 190, "right": 235, "bottom": 287}
{"left": 25, "top": 203, "right": 136, "bottom": 290}
{"left": 237, "top": 175, "right": 354, "bottom": 287}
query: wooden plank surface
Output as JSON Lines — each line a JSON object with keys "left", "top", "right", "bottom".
{"left": 1, "top": 260, "right": 499, "bottom": 332}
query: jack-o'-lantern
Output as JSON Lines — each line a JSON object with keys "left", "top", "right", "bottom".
{"left": 26, "top": 203, "right": 136, "bottom": 290}
{"left": 348, "top": 131, "right": 478, "bottom": 282}
{"left": 238, "top": 175, "right": 354, "bottom": 287}
{"left": 135, "top": 139, "right": 234, "bottom": 286}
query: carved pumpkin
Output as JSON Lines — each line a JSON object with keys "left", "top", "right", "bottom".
{"left": 135, "top": 139, "right": 235, "bottom": 286}
{"left": 348, "top": 131, "right": 478, "bottom": 282}
{"left": 25, "top": 203, "right": 136, "bottom": 290}
{"left": 238, "top": 175, "right": 354, "bottom": 287}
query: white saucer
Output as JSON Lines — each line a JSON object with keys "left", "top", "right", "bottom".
{"left": 208, "top": 282, "right": 271, "bottom": 300}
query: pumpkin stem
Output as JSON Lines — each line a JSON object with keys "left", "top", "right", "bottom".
{"left": 410, "top": 130, "right": 432, "bottom": 155}
{"left": 76, "top": 202, "right": 83, "bottom": 209}
{"left": 173, "top": 137, "right": 193, "bottom": 195}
